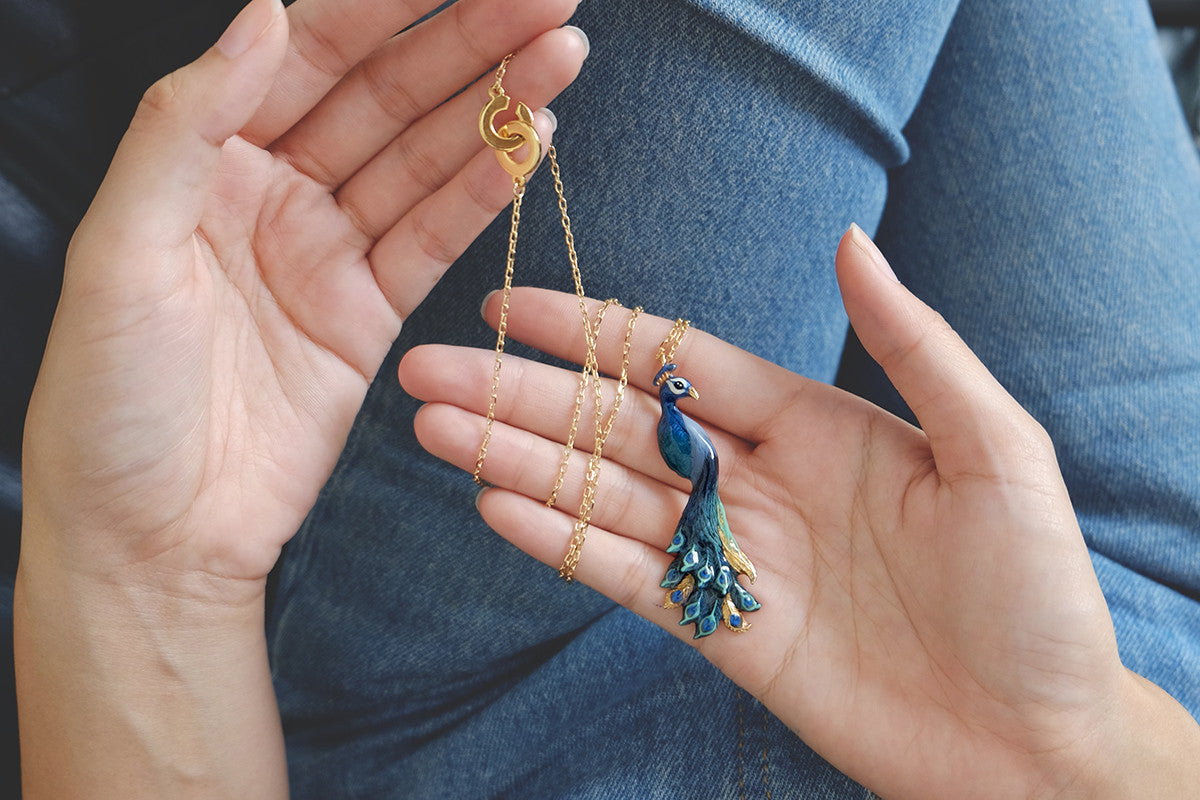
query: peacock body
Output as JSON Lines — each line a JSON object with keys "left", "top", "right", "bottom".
{"left": 654, "top": 365, "right": 760, "bottom": 638}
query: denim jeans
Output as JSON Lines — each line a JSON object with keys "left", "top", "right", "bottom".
{"left": 266, "top": 0, "right": 1200, "bottom": 796}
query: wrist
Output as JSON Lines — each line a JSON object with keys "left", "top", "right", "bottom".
{"left": 1043, "top": 669, "right": 1200, "bottom": 799}
{"left": 15, "top": 512, "right": 271, "bottom": 692}
{"left": 15, "top": 538, "right": 267, "bottom": 644}
{"left": 19, "top": 488, "right": 271, "bottom": 610}
{"left": 15, "top": 532, "right": 285, "bottom": 798}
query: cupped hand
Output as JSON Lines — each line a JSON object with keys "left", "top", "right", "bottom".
{"left": 22, "top": 0, "right": 587, "bottom": 600}
{"left": 398, "top": 227, "right": 1134, "bottom": 799}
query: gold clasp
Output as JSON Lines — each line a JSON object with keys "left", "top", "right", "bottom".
{"left": 478, "top": 85, "right": 542, "bottom": 180}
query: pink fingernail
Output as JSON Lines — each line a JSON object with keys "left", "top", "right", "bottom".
{"left": 216, "top": 0, "right": 281, "bottom": 59}
{"left": 564, "top": 25, "right": 590, "bottom": 58}
{"left": 849, "top": 223, "right": 899, "bottom": 282}
{"left": 480, "top": 290, "right": 498, "bottom": 320}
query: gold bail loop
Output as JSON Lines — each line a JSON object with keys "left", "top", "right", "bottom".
{"left": 478, "top": 60, "right": 543, "bottom": 180}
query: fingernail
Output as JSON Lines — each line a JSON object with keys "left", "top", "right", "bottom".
{"left": 216, "top": 0, "right": 281, "bottom": 59}
{"left": 480, "top": 290, "right": 498, "bottom": 320}
{"left": 849, "top": 223, "right": 899, "bottom": 283}
{"left": 475, "top": 486, "right": 490, "bottom": 509}
{"left": 538, "top": 107, "right": 558, "bottom": 132}
{"left": 564, "top": 25, "right": 590, "bottom": 58}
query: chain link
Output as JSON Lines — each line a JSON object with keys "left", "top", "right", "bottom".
{"left": 657, "top": 317, "right": 690, "bottom": 368}
{"left": 473, "top": 177, "right": 525, "bottom": 485}
{"left": 545, "top": 144, "right": 604, "bottom": 510}
{"left": 546, "top": 293, "right": 605, "bottom": 508}
{"left": 560, "top": 303, "right": 639, "bottom": 580}
{"left": 475, "top": 56, "right": 684, "bottom": 581}
{"left": 492, "top": 53, "right": 514, "bottom": 92}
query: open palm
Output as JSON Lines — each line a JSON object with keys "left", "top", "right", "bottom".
{"left": 23, "top": 0, "right": 586, "bottom": 594}
{"left": 399, "top": 230, "right": 1131, "bottom": 799}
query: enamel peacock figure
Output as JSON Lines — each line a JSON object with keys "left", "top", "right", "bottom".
{"left": 654, "top": 364, "right": 761, "bottom": 638}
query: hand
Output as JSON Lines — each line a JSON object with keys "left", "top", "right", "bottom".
{"left": 22, "top": 0, "right": 587, "bottom": 602}
{"left": 17, "top": 1, "right": 586, "bottom": 795}
{"left": 399, "top": 226, "right": 1199, "bottom": 798}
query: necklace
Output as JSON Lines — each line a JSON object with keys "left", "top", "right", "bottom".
{"left": 474, "top": 54, "right": 638, "bottom": 582}
{"left": 474, "top": 55, "right": 759, "bottom": 635}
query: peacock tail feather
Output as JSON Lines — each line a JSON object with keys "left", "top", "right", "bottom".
{"left": 659, "top": 490, "right": 761, "bottom": 637}
{"left": 654, "top": 379, "right": 761, "bottom": 638}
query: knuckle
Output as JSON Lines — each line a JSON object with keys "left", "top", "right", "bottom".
{"left": 1013, "top": 411, "right": 1057, "bottom": 462}
{"left": 291, "top": 15, "right": 356, "bottom": 80}
{"left": 884, "top": 321, "right": 937, "bottom": 375}
{"left": 361, "top": 55, "right": 422, "bottom": 124}
{"left": 409, "top": 208, "right": 458, "bottom": 268}
{"left": 612, "top": 546, "right": 650, "bottom": 609}
{"left": 395, "top": 135, "right": 449, "bottom": 197}
{"left": 137, "top": 72, "right": 184, "bottom": 120}
{"left": 461, "top": 157, "right": 506, "bottom": 214}
{"left": 597, "top": 468, "right": 635, "bottom": 530}
{"left": 498, "top": 357, "right": 529, "bottom": 420}
{"left": 509, "top": 434, "right": 543, "bottom": 495}
{"left": 902, "top": 305, "right": 954, "bottom": 357}
{"left": 278, "top": 137, "right": 340, "bottom": 187}
{"left": 451, "top": 1, "right": 492, "bottom": 68}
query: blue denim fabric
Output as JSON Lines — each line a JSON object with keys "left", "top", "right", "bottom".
{"left": 271, "top": 0, "right": 1200, "bottom": 795}
{"left": 869, "top": 0, "right": 1200, "bottom": 713}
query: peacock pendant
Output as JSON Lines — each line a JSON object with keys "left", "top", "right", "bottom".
{"left": 654, "top": 364, "right": 761, "bottom": 638}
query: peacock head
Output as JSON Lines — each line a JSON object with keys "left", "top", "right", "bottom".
{"left": 653, "top": 363, "right": 700, "bottom": 403}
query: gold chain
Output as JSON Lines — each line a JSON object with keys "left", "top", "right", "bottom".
{"left": 476, "top": 56, "right": 646, "bottom": 581}
{"left": 546, "top": 296, "right": 605, "bottom": 508}
{"left": 544, "top": 145, "right": 610, "bottom": 510}
{"left": 472, "top": 178, "right": 524, "bottom": 484}
{"left": 559, "top": 302, "right": 639, "bottom": 579}
{"left": 493, "top": 54, "right": 511, "bottom": 89}
{"left": 475, "top": 58, "right": 693, "bottom": 581}
{"left": 657, "top": 317, "right": 690, "bottom": 368}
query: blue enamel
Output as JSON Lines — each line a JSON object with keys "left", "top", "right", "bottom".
{"left": 654, "top": 368, "right": 760, "bottom": 638}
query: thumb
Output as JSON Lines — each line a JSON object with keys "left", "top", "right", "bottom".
{"left": 835, "top": 224, "right": 1052, "bottom": 482}
{"left": 81, "top": 0, "right": 288, "bottom": 251}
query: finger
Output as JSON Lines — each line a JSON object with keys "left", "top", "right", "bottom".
{"left": 242, "top": 0, "right": 446, "bottom": 145}
{"left": 398, "top": 343, "right": 754, "bottom": 488}
{"left": 80, "top": 0, "right": 288, "bottom": 254}
{"left": 414, "top": 402, "right": 685, "bottom": 546}
{"left": 365, "top": 112, "right": 561, "bottom": 318}
{"left": 270, "top": 0, "right": 581, "bottom": 187}
{"left": 835, "top": 225, "right": 1053, "bottom": 481}
{"left": 477, "top": 487, "right": 790, "bottom": 670}
{"left": 475, "top": 487, "right": 709, "bottom": 648}
{"left": 483, "top": 288, "right": 823, "bottom": 444}
{"left": 337, "top": 27, "right": 586, "bottom": 240}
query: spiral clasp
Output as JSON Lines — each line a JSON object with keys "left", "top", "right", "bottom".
{"left": 478, "top": 85, "right": 542, "bottom": 181}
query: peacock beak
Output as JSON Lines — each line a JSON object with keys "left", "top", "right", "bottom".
{"left": 687, "top": 387, "right": 700, "bottom": 400}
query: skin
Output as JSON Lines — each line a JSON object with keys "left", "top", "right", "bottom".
{"left": 15, "top": 0, "right": 1199, "bottom": 795}
{"left": 16, "top": 0, "right": 586, "bottom": 795}
{"left": 398, "top": 230, "right": 1200, "bottom": 798}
